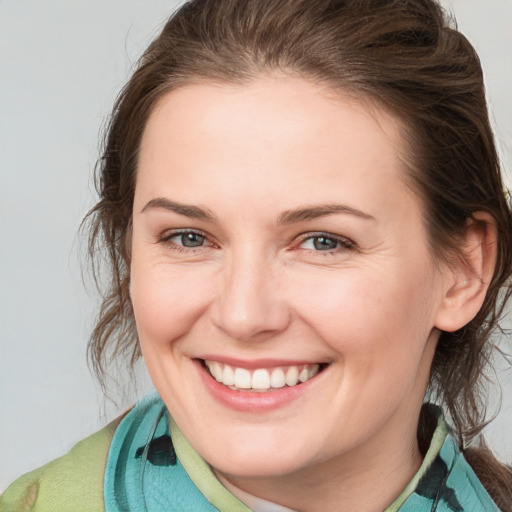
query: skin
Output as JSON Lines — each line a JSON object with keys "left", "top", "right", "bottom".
{"left": 129, "top": 76, "right": 489, "bottom": 511}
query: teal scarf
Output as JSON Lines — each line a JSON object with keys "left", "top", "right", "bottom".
{"left": 105, "top": 394, "right": 500, "bottom": 512}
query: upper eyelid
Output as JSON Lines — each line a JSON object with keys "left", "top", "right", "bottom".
{"left": 295, "top": 231, "right": 355, "bottom": 246}
{"left": 160, "top": 228, "right": 209, "bottom": 240}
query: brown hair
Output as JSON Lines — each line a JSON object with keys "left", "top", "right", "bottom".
{"left": 84, "top": 0, "right": 512, "bottom": 505}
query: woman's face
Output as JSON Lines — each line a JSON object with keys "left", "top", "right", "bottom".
{"left": 130, "top": 76, "right": 450, "bottom": 480}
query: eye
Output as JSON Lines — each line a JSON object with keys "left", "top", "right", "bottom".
{"left": 298, "top": 233, "right": 354, "bottom": 252}
{"left": 161, "top": 230, "right": 210, "bottom": 250}
{"left": 303, "top": 236, "right": 339, "bottom": 251}
{"left": 175, "top": 232, "right": 207, "bottom": 248}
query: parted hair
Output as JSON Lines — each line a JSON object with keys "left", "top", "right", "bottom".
{"left": 84, "top": 0, "right": 512, "bottom": 506}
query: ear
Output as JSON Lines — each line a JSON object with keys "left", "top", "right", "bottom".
{"left": 434, "top": 212, "right": 497, "bottom": 333}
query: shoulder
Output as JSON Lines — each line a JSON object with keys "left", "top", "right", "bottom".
{"left": 0, "top": 413, "right": 126, "bottom": 512}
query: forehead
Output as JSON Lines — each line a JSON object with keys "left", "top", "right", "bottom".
{"left": 143, "top": 76, "right": 406, "bottom": 153}
{"left": 136, "top": 76, "right": 417, "bottom": 220}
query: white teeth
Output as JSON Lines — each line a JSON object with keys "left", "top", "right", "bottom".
{"left": 205, "top": 361, "right": 322, "bottom": 391}
{"left": 285, "top": 366, "right": 299, "bottom": 386}
{"left": 270, "top": 367, "right": 286, "bottom": 388}
{"left": 208, "top": 361, "right": 223, "bottom": 382}
{"left": 234, "top": 368, "right": 252, "bottom": 389}
{"left": 299, "top": 367, "right": 309, "bottom": 383}
{"left": 223, "top": 364, "right": 235, "bottom": 386}
{"left": 252, "top": 369, "right": 270, "bottom": 390}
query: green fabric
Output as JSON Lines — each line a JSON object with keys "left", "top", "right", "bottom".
{"left": 1, "top": 394, "right": 502, "bottom": 512}
{"left": 104, "top": 393, "right": 250, "bottom": 512}
{"left": 0, "top": 416, "right": 122, "bottom": 512}
{"left": 169, "top": 414, "right": 252, "bottom": 512}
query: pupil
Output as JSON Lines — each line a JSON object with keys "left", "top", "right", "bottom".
{"left": 313, "top": 236, "right": 337, "bottom": 250}
{"left": 182, "top": 233, "right": 204, "bottom": 247}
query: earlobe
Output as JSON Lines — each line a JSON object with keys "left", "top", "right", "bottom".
{"left": 434, "top": 212, "right": 497, "bottom": 333}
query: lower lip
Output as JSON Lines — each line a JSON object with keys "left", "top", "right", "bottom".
{"left": 195, "top": 360, "right": 323, "bottom": 413}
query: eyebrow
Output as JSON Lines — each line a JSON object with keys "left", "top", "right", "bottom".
{"left": 141, "top": 197, "right": 217, "bottom": 221}
{"left": 141, "top": 197, "right": 374, "bottom": 224}
{"left": 277, "top": 204, "right": 375, "bottom": 224}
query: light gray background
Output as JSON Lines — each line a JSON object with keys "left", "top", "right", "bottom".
{"left": 1, "top": 0, "right": 511, "bottom": 491}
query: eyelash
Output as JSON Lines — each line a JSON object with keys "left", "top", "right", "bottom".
{"left": 159, "top": 230, "right": 355, "bottom": 255}
{"left": 294, "top": 232, "right": 355, "bottom": 255}
{"left": 159, "top": 229, "right": 212, "bottom": 253}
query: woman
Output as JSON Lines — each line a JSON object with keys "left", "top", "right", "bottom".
{"left": 2, "top": 0, "right": 511, "bottom": 511}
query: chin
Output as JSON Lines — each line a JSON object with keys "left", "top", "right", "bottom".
{"left": 200, "top": 432, "right": 316, "bottom": 478}
{"left": 212, "top": 452, "right": 309, "bottom": 479}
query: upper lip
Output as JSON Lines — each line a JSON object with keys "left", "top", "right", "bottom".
{"left": 196, "top": 355, "right": 328, "bottom": 369}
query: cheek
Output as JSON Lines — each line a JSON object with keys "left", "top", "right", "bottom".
{"left": 292, "top": 262, "right": 439, "bottom": 363}
{"left": 130, "top": 261, "right": 213, "bottom": 347}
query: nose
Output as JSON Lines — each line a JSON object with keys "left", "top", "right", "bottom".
{"left": 211, "top": 251, "right": 291, "bottom": 342}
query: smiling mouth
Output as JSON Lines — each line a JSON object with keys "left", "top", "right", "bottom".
{"left": 203, "top": 360, "right": 326, "bottom": 392}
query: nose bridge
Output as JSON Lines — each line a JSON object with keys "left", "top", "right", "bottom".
{"left": 212, "top": 243, "right": 289, "bottom": 341}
